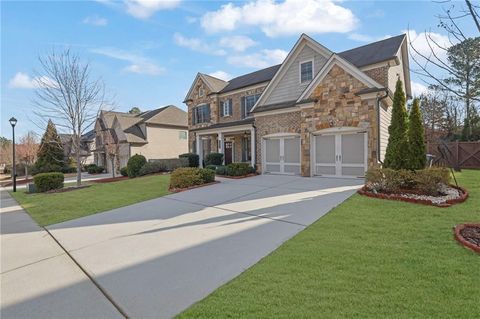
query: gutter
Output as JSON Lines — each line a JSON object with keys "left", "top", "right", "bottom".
{"left": 376, "top": 89, "right": 389, "bottom": 165}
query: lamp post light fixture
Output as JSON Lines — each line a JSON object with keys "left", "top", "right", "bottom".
{"left": 9, "top": 117, "right": 17, "bottom": 192}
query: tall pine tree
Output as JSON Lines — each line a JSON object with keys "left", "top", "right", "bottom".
{"left": 34, "top": 120, "right": 65, "bottom": 172}
{"left": 407, "top": 98, "right": 426, "bottom": 170}
{"left": 384, "top": 79, "right": 409, "bottom": 170}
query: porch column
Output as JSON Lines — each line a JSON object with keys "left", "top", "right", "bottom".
{"left": 250, "top": 127, "right": 256, "bottom": 168}
{"left": 196, "top": 134, "right": 203, "bottom": 168}
{"left": 218, "top": 132, "right": 225, "bottom": 164}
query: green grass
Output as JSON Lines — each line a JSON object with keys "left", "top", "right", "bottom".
{"left": 10, "top": 174, "right": 171, "bottom": 226}
{"left": 179, "top": 170, "right": 480, "bottom": 318}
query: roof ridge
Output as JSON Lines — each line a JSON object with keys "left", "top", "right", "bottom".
{"left": 339, "top": 34, "right": 405, "bottom": 54}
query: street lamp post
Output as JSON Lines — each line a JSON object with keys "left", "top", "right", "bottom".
{"left": 9, "top": 117, "right": 17, "bottom": 192}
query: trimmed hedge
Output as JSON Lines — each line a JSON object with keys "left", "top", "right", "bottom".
{"left": 366, "top": 167, "right": 451, "bottom": 196}
{"left": 226, "top": 163, "right": 255, "bottom": 176}
{"left": 170, "top": 167, "right": 215, "bottom": 189}
{"left": 150, "top": 158, "right": 189, "bottom": 172}
{"left": 33, "top": 172, "right": 64, "bottom": 192}
{"left": 205, "top": 153, "right": 224, "bottom": 166}
{"left": 205, "top": 165, "right": 217, "bottom": 171}
{"left": 179, "top": 153, "right": 199, "bottom": 168}
{"left": 86, "top": 164, "right": 104, "bottom": 174}
{"left": 120, "top": 167, "right": 128, "bottom": 177}
{"left": 139, "top": 161, "right": 166, "bottom": 176}
{"left": 127, "top": 154, "right": 147, "bottom": 178}
{"left": 215, "top": 165, "right": 228, "bottom": 175}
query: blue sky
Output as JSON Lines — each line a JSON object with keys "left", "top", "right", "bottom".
{"left": 0, "top": 0, "right": 466, "bottom": 137}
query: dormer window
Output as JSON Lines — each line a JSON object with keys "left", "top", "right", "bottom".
{"left": 199, "top": 86, "right": 204, "bottom": 97}
{"left": 300, "top": 60, "right": 313, "bottom": 83}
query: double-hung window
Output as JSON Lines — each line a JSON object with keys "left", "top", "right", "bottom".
{"left": 242, "top": 94, "right": 260, "bottom": 119}
{"left": 300, "top": 60, "right": 313, "bottom": 83}
{"left": 193, "top": 104, "right": 210, "bottom": 124}
{"left": 221, "top": 99, "right": 232, "bottom": 117}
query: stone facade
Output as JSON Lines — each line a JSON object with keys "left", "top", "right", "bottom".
{"left": 364, "top": 66, "right": 389, "bottom": 87}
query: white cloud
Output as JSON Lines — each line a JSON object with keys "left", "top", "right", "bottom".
{"left": 83, "top": 15, "right": 108, "bottom": 26}
{"left": 201, "top": 0, "right": 357, "bottom": 37}
{"left": 404, "top": 29, "right": 452, "bottom": 60}
{"left": 411, "top": 81, "right": 429, "bottom": 97}
{"left": 124, "top": 0, "right": 181, "bottom": 19}
{"left": 173, "top": 33, "right": 226, "bottom": 56}
{"left": 227, "top": 49, "right": 288, "bottom": 68}
{"left": 8, "top": 72, "right": 56, "bottom": 89}
{"left": 90, "top": 47, "right": 165, "bottom": 75}
{"left": 219, "top": 35, "right": 257, "bottom": 52}
{"left": 208, "top": 71, "right": 232, "bottom": 81}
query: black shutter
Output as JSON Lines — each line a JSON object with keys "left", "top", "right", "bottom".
{"left": 220, "top": 101, "right": 224, "bottom": 117}
{"left": 192, "top": 107, "right": 197, "bottom": 124}
{"left": 228, "top": 99, "right": 233, "bottom": 116}
{"left": 206, "top": 104, "right": 211, "bottom": 122}
{"left": 241, "top": 97, "right": 245, "bottom": 119}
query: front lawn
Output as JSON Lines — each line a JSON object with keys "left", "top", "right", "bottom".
{"left": 179, "top": 170, "right": 480, "bottom": 318}
{"left": 10, "top": 174, "right": 170, "bottom": 226}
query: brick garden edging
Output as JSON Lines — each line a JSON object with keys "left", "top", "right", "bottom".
{"left": 454, "top": 224, "right": 480, "bottom": 254}
{"left": 357, "top": 185, "right": 468, "bottom": 207}
{"left": 169, "top": 181, "right": 220, "bottom": 193}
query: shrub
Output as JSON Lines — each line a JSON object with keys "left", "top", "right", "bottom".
{"left": 33, "top": 172, "right": 64, "bottom": 192}
{"left": 227, "top": 163, "right": 253, "bottom": 176}
{"left": 87, "top": 164, "right": 104, "bottom": 174}
{"left": 139, "top": 161, "right": 167, "bottom": 176}
{"left": 61, "top": 166, "right": 77, "bottom": 174}
{"left": 205, "top": 165, "right": 217, "bottom": 171}
{"left": 31, "top": 163, "right": 62, "bottom": 175}
{"left": 205, "top": 153, "right": 224, "bottom": 166}
{"left": 149, "top": 158, "right": 189, "bottom": 172}
{"left": 127, "top": 154, "right": 147, "bottom": 178}
{"left": 199, "top": 168, "right": 215, "bottom": 183}
{"left": 179, "top": 153, "right": 199, "bottom": 168}
{"left": 120, "top": 167, "right": 128, "bottom": 177}
{"left": 170, "top": 167, "right": 204, "bottom": 189}
{"left": 366, "top": 167, "right": 450, "bottom": 196}
{"left": 408, "top": 98, "right": 426, "bottom": 170}
{"left": 215, "top": 165, "right": 228, "bottom": 175}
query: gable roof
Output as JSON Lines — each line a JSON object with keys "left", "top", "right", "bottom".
{"left": 339, "top": 34, "right": 406, "bottom": 67}
{"left": 219, "top": 64, "right": 281, "bottom": 94}
{"left": 184, "top": 73, "right": 228, "bottom": 102}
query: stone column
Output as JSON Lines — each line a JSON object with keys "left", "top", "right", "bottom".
{"left": 250, "top": 127, "right": 256, "bottom": 168}
{"left": 218, "top": 132, "right": 224, "bottom": 164}
{"left": 196, "top": 134, "right": 203, "bottom": 168}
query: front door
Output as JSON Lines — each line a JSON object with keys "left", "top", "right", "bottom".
{"left": 263, "top": 136, "right": 301, "bottom": 175}
{"left": 313, "top": 132, "right": 367, "bottom": 177}
{"left": 224, "top": 141, "right": 233, "bottom": 165}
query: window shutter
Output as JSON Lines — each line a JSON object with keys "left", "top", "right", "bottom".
{"left": 241, "top": 97, "right": 246, "bottom": 119}
{"left": 219, "top": 101, "right": 224, "bottom": 117}
{"left": 192, "top": 108, "right": 197, "bottom": 124}
{"left": 206, "top": 104, "right": 211, "bottom": 121}
{"left": 228, "top": 99, "right": 233, "bottom": 116}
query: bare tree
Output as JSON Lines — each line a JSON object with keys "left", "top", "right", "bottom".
{"left": 33, "top": 49, "right": 109, "bottom": 186}
{"left": 16, "top": 131, "right": 39, "bottom": 179}
{"left": 103, "top": 129, "right": 119, "bottom": 178}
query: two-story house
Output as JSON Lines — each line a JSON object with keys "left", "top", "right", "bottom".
{"left": 94, "top": 105, "right": 188, "bottom": 173}
{"left": 184, "top": 33, "right": 411, "bottom": 178}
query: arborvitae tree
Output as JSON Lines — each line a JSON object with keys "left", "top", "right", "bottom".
{"left": 384, "top": 79, "right": 409, "bottom": 170}
{"left": 407, "top": 98, "right": 426, "bottom": 170}
{"left": 34, "top": 120, "right": 65, "bottom": 172}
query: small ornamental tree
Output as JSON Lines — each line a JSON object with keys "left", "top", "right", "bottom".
{"left": 384, "top": 79, "right": 409, "bottom": 170}
{"left": 34, "top": 120, "right": 65, "bottom": 173}
{"left": 408, "top": 98, "right": 427, "bottom": 170}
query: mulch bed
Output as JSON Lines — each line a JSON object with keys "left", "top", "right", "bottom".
{"left": 169, "top": 181, "right": 220, "bottom": 193}
{"left": 90, "top": 176, "right": 129, "bottom": 183}
{"left": 454, "top": 224, "right": 480, "bottom": 253}
{"left": 358, "top": 185, "right": 468, "bottom": 207}
{"left": 217, "top": 173, "right": 257, "bottom": 179}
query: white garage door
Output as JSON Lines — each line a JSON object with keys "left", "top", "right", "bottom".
{"left": 313, "top": 132, "right": 367, "bottom": 177}
{"left": 264, "top": 136, "right": 300, "bottom": 175}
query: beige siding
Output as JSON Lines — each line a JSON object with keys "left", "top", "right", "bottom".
{"left": 379, "top": 104, "right": 392, "bottom": 161}
{"left": 265, "top": 44, "right": 328, "bottom": 105}
{"left": 130, "top": 126, "right": 188, "bottom": 160}
{"left": 388, "top": 54, "right": 404, "bottom": 93}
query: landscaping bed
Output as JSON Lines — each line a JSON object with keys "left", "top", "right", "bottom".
{"left": 217, "top": 173, "right": 257, "bottom": 179}
{"left": 454, "top": 223, "right": 480, "bottom": 253}
{"left": 358, "top": 184, "right": 468, "bottom": 207}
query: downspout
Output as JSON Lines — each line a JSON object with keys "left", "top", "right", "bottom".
{"left": 376, "top": 89, "right": 389, "bottom": 165}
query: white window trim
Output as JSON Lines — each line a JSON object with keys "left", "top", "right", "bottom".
{"left": 222, "top": 100, "right": 231, "bottom": 117}
{"left": 299, "top": 59, "right": 314, "bottom": 84}
{"left": 199, "top": 86, "right": 204, "bottom": 97}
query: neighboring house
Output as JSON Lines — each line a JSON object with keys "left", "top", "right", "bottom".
{"left": 60, "top": 130, "right": 96, "bottom": 165}
{"left": 184, "top": 33, "right": 411, "bottom": 178}
{"left": 94, "top": 105, "right": 188, "bottom": 172}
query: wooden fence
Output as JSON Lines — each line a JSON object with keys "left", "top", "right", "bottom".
{"left": 427, "top": 141, "right": 480, "bottom": 169}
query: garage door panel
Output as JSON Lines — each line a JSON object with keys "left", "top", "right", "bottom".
{"left": 263, "top": 136, "right": 300, "bottom": 175}
{"left": 341, "top": 134, "right": 364, "bottom": 164}
{"left": 341, "top": 166, "right": 365, "bottom": 176}
{"left": 265, "top": 139, "right": 280, "bottom": 162}
{"left": 284, "top": 165, "right": 300, "bottom": 174}
{"left": 265, "top": 164, "right": 280, "bottom": 173}
{"left": 284, "top": 138, "right": 300, "bottom": 163}
{"left": 315, "top": 166, "right": 336, "bottom": 175}
{"left": 315, "top": 135, "right": 335, "bottom": 164}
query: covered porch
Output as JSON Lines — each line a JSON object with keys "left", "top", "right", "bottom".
{"left": 193, "top": 121, "right": 255, "bottom": 168}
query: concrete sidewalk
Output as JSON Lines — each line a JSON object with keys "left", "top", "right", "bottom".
{"left": 0, "top": 188, "right": 122, "bottom": 319}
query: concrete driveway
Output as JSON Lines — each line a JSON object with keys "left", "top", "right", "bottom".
{"left": 47, "top": 175, "right": 363, "bottom": 318}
